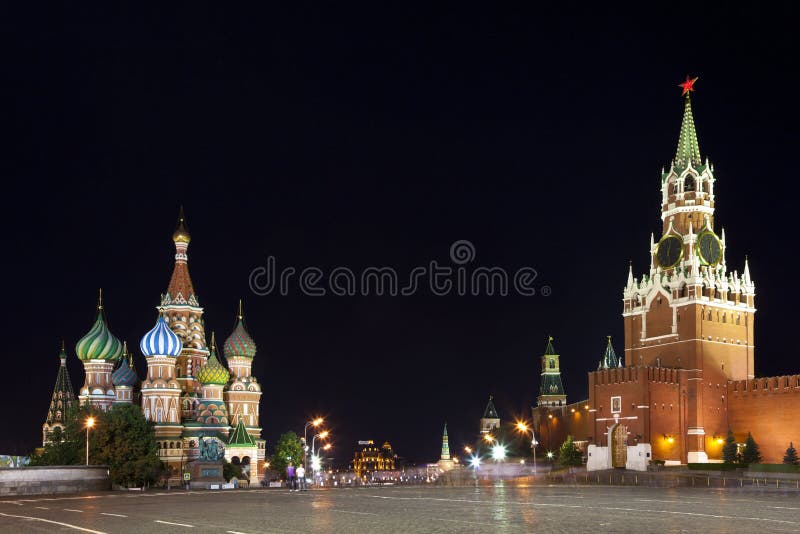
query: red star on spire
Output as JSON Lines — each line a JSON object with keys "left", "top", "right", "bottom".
{"left": 679, "top": 75, "right": 699, "bottom": 96}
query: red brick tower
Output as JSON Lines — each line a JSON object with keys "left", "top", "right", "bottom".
{"left": 620, "top": 77, "right": 756, "bottom": 462}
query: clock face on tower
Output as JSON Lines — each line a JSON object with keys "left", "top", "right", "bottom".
{"left": 697, "top": 231, "right": 722, "bottom": 265}
{"left": 656, "top": 235, "right": 683, "bottom": 269}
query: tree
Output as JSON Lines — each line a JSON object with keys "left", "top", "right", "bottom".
{"left": 271, "top": 431, "right": 304, "bottom": 477}
{"left": 783, "top": 442, "right": 799, "bottom": 466}
{"left": 91, "top": 404, "right": 162, "bottom": 487}
{"left": 557, "top": 435, "right": 582, "bottom": 467}
{"left": 742, "top": 432, "right": 762, "bottom": 465}
{"left": 30, "top": 404, "right": 162, "bottom": 487}
{"left": 722, "top": 429, "right": 738, "bottom": 464}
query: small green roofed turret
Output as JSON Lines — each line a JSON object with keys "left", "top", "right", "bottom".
{"left": 598, "top": 336, "right": 622, "bottom": 369}
{"left": 227, "top": 417, "right": 256, "bottom": 447}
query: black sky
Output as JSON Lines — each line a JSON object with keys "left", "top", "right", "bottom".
{"left": 3, "top": 4, "right": 798, "bottom": 462}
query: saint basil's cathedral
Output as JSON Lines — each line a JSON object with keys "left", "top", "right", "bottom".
{"left": 42, "top": 212, "right": 266, "bottom": 483}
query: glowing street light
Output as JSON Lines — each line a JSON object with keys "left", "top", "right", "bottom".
{"left": 85, "top": 417, "right": 95, "bottom": 466}
{"left": 469, "top": 455, "right": 481, "bottom": 469}
{"left": 464, "top": 446, "right": 473, "bottom": 454}
{"left": 546, "top": 451, "right": 554, "bottom": 460}
{"left": 323, "top": 443, "right": 332, "bottom": 451}
{"left": 483, "top": 433, "right": 494, "bottom": 443}
{"left": 491, "top": 444, "right": 507, "bottom": 461}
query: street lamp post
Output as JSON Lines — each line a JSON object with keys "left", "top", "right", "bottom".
{"left": 303, "top": 418, "right": 323, "bottom": 476}
{"left": 85, "top": 417, "right": 95, "bottom": 466}
{"left": 515, "top": 421, "right": 538, "bottom": 475}
{"left": 311, "top": 431, "right": 330, "bottom": 484}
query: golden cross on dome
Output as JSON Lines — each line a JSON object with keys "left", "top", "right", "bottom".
{"left": 679, "top": 75, "right": 698, "bottom": 96}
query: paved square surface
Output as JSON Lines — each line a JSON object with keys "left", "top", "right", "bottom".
{"left": 2, "top": 484, "right": 800, "bottom": 533}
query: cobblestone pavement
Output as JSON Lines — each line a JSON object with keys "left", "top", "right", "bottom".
{"left": 1, "top": 484, "right": 800, "bottom": 533}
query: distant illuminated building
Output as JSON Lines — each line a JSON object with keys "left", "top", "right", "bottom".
{"left": 479, "top": 395, "right": 500, "bottom": 434}
{"left": 352, "top": 440, "right": 396, "bottom": 478}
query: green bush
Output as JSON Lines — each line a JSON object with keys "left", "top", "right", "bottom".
{"left": 687, "top": 463, "right": 739, "bottom": 471}
{"left": 747, "top": 463, "right": 800, "bottom": 474}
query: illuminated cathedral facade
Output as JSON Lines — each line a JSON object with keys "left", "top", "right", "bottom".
{"left": 43, "top": 212, "right": 266, "bottom": 483}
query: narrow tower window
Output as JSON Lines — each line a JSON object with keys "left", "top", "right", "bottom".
{"left": 684, "top": 175, "right": 695, "bottom": 191}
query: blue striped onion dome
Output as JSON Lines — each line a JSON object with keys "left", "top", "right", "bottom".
{"left": 140, "top": 316, "right": 183, "bottom": 357}
{"left": 112, "top": 357, "right": 138, "bottom": 387}
{"left": 223, "top": 318, "right": 257, "bottom": 360}
{"left": 76, "top": 309, "right": 123, "bottom": 361}
{"left": 197, "top": 349, "right": 230, "bottom": 386}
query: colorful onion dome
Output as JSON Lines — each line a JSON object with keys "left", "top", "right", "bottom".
{"left": 223, "top": 301, "right": 257, "bottom": 359}
{"left": 76, "top": 293, "right": 123, "bottom": 362}
{"left": 140, "top": 316, "right": 183, "bottom": 357}
{"left": 197, "top": 333, "right": 230, "bottom": 386}
{"left": 112, "top": 351, "right": 138, "bottom": 387}
{"left": 172, "top": 207, "right": 191, "bottom": 244}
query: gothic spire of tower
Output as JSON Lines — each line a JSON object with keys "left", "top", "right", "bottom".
{"left": 674, "top": 76, "right": 702, "bottom": 169}
{"left": 440, "top": 422, "right": 451, "bottom": 461}
{"left": 483, "top": 396, "right": 498, "bottom": 419}
{"left": 164, "top": 207, "right": 198, "bottom": 307}
{"left": 480, "top": 395, "right": 500, "bottom": 434}
{"left": 537, "top": 336, "right": 567, "bottom": 406}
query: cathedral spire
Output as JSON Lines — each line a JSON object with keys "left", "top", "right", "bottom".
{"left": 164, "top": 207, "right": 198, "bottom": 307}
{"left": 674, "top": 76, "right": 702, "bottom": 169}
{"left": 42, "top": 342, "right": 77, "bottom": 445}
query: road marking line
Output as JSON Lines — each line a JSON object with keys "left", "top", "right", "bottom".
{"left": 332, "top": 509, "right": 378, "bottom": 515}
{"left": 0, "top": 512, "right": 107, "bottom": 533}
{"left": 227, "top": 531, "right": 255, "bottom": 534}
{"left": 155, "top": 520, "right": 195, "bottom": 527}
{"left": 100, "top": 512, "right": 128, "bottom": 517}
{"left": 35, "top": 507, "right": 49, "bottom": 510}
{"left": 64, "top": 508, "right": 84, "bottom": 512}
{"left": 768, "top": 506, "right": 800, "bottom": 510}
{"left": 433, "top": 518, "right": 496, "bottom": 527}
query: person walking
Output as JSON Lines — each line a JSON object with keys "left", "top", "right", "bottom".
{"left": 296, "top": 463, "right": 307, "bottom": 492}
{"left": 286, "top": 462, "right": 296, "bottom": 492}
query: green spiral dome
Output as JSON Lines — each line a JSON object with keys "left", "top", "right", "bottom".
{"left": 76, "top": 309, "right": 123, "bottom": 361}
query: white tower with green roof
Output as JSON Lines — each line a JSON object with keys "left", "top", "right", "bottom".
{"left": 537, "top": 336, "right": 567, "bottom": 407}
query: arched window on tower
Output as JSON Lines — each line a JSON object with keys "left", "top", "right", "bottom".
{"left": 684, "top": 175, "right": 695, "bottom": 192}
{"left": 549, "top": 359, "right": 555, "bottom": 369}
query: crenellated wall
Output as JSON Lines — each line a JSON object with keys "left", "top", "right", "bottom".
{"left": 726, "top": 374, "right": 800, "bottom": 462}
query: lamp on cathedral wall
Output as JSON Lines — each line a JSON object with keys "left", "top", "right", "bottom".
{"left": 664, "top": 434, "right": 675, "bottom": 444}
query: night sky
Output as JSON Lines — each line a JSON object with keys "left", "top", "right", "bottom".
{"left": 3, "top": 5, "right": 798, "bottom": 462}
